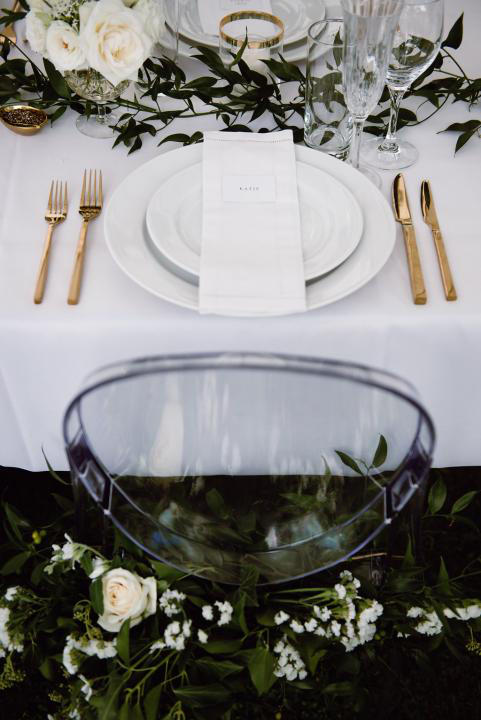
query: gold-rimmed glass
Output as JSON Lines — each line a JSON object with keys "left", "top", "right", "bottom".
{"left": 219, "top": 11, "right": 284, "bottom": 76}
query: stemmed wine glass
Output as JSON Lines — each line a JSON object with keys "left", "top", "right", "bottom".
{"left": 362, "top": 0, "right": 444, "bottom": 170}
{"left": 340, "top": 0, "right": 404, "bottom": 188}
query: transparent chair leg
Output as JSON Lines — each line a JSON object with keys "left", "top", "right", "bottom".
{"left": 410, "top": 471, "right": 429, "bottom": 564}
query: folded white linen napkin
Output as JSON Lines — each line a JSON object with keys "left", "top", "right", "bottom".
{"left": 198, "top": 0, "right": 273, "bottom": 36}
{"left": 199, "top": 130, "right": 306, "bottom": 316}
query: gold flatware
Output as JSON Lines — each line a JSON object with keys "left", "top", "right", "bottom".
{"left": 0, "top": 105, "right": 48, "bottom": 135}
{"left": 421, "top": 179, "right": 457, "bottom": 301}
{"left": 68, "top": 169, "right": 103, "bottom": 305}
{"left": 0, "top": 1, "right": 21, "bottom": 45}
{"left": 34, "top": 181, "right": 68, "bottom": 304}
{"left": 392, "top": 173, "right": 427, "bottom": 305}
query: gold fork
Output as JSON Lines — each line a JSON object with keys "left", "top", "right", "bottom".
{"left": 67, "top": 169, "right": 103, "bottom": 305}
{"left": 34, "top": 180, "right": 68, "bottom": 304}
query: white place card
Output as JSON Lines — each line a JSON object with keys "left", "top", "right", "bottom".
{"left": 222, "top": 174, "right": 276, "bottom": 203}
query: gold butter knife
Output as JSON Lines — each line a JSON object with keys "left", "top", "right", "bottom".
{"left": 421, "top": 179, "right": 457, "bottom": 301}
{"left": 392, "top": 173, "right": 427, "bottom": 305}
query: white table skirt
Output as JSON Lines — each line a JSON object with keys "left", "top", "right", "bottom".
{"left": 1, "top": 1, "right": 480, "bottom": 471}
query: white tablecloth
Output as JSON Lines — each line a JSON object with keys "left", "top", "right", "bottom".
{"left": 1, "top": 1, "right": 480, "bottom": 471}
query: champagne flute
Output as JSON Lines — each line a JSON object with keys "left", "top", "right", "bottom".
{"left": 362, "top": 0, "right": 444, "bottom": 170}
{"left": 340, "top": 0, "right": 404, "bottom": 188}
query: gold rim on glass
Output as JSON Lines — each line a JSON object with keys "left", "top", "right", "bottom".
{"left": 219, "top": 11, "right": 284, "bottom": 50}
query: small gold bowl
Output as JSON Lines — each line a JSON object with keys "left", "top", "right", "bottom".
{"left": 0, "top": 104, "right": 48, "bottom": 135}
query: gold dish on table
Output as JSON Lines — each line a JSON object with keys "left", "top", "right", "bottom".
{"left": 0, "top": 105, "right": 48, "bottom": 135}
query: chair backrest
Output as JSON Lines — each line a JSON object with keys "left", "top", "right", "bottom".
{"left": 63, "top": 353, "right": 435, "bottom": 584}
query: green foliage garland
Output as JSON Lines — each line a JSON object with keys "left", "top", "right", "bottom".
{"left": 0, "top": 11, "right": 479, "bottom": 154}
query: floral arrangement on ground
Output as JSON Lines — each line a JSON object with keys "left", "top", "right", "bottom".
{"left": 0, "top": 466, "right": 480, "bottom": 720}
{"left": 0, "top": 8, "right": 480, "bottom": 154}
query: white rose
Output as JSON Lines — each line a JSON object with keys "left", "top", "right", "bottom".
{"left": 132, "top": 0, "right": 166, "bottom": 44}
{"left": 46, "top": 21, "right": 86, "bottom": 72}
{"left": 25, "top": 10, "right": 48, "bottom": 54}
{"left": 97, "top": 568, "right": 157, "bottom": 633}
{"left": 27, "top": 0, "right": 50, "bottom": 12}
{"left": 81, "top": 0, "right": 152, "bottom": 86}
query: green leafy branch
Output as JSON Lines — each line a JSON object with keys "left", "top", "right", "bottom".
{"left": 0, "top": 12, "right": 479, "bottom": 155}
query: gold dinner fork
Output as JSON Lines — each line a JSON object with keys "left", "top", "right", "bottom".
{"left": 34, "top": 180, "right": 68, "bottom": 304}
{"left": 67, "top": 169, "right": 103, "bottom": 305}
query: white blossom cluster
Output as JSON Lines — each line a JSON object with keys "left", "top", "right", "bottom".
{"left": 273, "top": 636, "right": 307, "bottom": 681}
{"left": 159, "top": 589, "right": 186, "bottom": 618}
{"left": 45, "top": 534, "right": 87, "bottom": 574}
{"left": 62, "top": 634, "right": 117, "bottom": 675}
{"left": 404, "top": 602, "right": 481, "bottom": 636}
{"left": 272, "top": 570, "right": 383, "bottom": 655}
{"left": 0, "top": 605, "right": 24, "bottom": 657}
{"left": 150, "top": 619, "right": 192, "bottom": 653}
{"left": 202, "top": 601, "right": 234, "bottom": 627}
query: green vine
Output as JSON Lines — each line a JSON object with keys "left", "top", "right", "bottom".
{"left": 0, "top": 10, "right": 479, "bottom": 154}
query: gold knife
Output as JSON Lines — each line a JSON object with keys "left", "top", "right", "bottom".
{"left": 392, "top": 173, "right": 427, "bottom": 305}
{"left": 421, "top": 179, "right": 457, "bottom": 301}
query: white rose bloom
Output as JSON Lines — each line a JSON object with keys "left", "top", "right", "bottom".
{"left": 46, "top": 21, "right": 86, "bottom": 72}
{"left": 25, "top": 11, "right": 48, "bottom": 54}
{"left": 97, "top": 568, "right": 157, "bottom": 633}
{"left": 27, "top": 0, "right": 51, "bottom": 12}
{"left": 132, "top": 0, "right": 166, "bottom": 44}
{"left": 81, "top": 0, "right": 152, "bottom": 86}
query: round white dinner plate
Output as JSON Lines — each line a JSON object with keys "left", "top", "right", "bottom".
{"left": 146, "top": 161, "right": 363, "bottom": 282}
{"left": 170, "top": 0, "right": 326, "bottom": 50}
{"left": 104, "top": 144, "right": 395, "bottom": 316}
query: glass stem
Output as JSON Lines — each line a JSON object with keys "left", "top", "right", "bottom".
{"left": 379, "top": 87, "right": 405, "bottom": 153}
{"left": 350, "top": 118, "right": 365, "bottom": 170}
{"left": 97, "top": 102, "right": 107, "bottom": 125}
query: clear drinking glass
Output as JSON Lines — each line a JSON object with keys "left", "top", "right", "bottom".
{"left": 64, "top": 69, "right": 129, "bottom": 139}
{"left": 362, "top": 0, "right": 444, "bottom": 170}
{"left": 159, "top": 0, "right": 181, "bottom": 60}
{"left": 340, "top": 0, "right": 404, "bottom": 188}
{"left": 219, "top": 11, "right": 284, "bottom": 76}
{"left": 64, "top": 353, "right": 435, "bottom": 585}
{"left": 304, "top": 19, "right": 353, "bottom": 160}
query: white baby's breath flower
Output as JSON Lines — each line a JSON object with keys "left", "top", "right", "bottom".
{"left": 25, "top": 10, "right": 48, "bottom": 54}
{"left": 274, "top": 610, "right": 290, "bottom": 625}
{"left": 81, "top": 0, "right": 152, "bottom": 85}
{"left": 330, "top": 620, "right": 342, "bottom": 637}
{"left": 334, "top": 583, "right": 347, "bottom": 600}
{"left": 202, "top": 605, "right": 213, "bottom": 621}
{"left": 97, "top": 568, "right": 157, "bottom": 633}
{"left": 150, "top": 639, "right": 165, "bottom": 653}
{"left": 339, "top": 570, "right": 353, "bottom": 581}
{"left": 304, "top": 618, "right": 318, "bottom": 633}
{"left": 89, "top": 557, "right": 110, "bottom": 579}
{"left": 407, "top": 606, "right": 424, "bottom": 619}
{"left": 415, "top": 610, "right": 443, "bottom": 636}
{"left": 197, "top": 629, "right": 208, "bottom": 644}
{"left": 215, "top": 600, "right": 233, "bottom": 627}
{"left": 46, "top": 20, "right": 86, "bottom": 71}
{"left": 159, "top": 588, "right": 186, "bottom": 617}
{"left": 314, "top": 605, "right": 331, "bottom": 622}
{"left": 79, "top": 675, "right": 92, "bottom": 701}
{"left": 4, "top": 587, "right": 19, "bottom": 602}
{"left": 62, "top": 639, "right": 80, "bottom": 675}
{"left": 289, "top": 619, "right": 305, "bottom": 634}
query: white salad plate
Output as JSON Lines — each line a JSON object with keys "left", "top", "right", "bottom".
{"left": 169, "top": 0, "right": 326, "bottom": 50}
{"left": 104, "top": 144, "right": 395, "bottom": 316}
{"left": 146, "top": 161, "right": 363, "bottom": 282}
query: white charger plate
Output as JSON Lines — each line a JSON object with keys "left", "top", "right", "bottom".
{"left": 104, "top": 144, "right": 395, "bottom": 316}
{"left": 170, "top": 0, "right": 325, "bottom": 50}
{"left": 146, "top": 161, "right": 363, "bottom": 282}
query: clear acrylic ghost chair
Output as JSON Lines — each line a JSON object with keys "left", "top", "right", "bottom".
{"left": 63, "top": 353, "right": 435, "bottom": 585}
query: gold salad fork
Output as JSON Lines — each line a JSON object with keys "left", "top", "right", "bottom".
{"left": 67, "top": 169, "right": 103, "bottom": 305}
{"left": 34, "top": 180, "right": 68, "bottom": 304}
